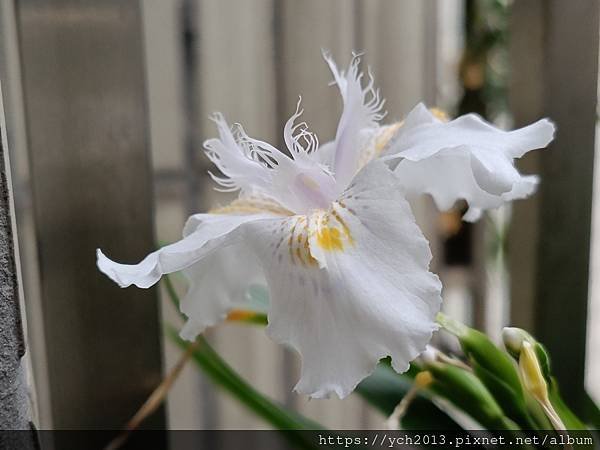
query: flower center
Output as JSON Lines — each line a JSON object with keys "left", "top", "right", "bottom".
{"left": 293, "top": 173, "right": 334, "bottom": 211}
{"left": 284, "top": 202, "right": 356, "bottom": 269}
{"left": 310, "top": 207, "right": 354, "bottom": 252}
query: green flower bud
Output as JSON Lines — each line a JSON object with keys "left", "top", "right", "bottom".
{"left": 502, "top": 327, "right": 534, "bottom": 359}
{"left": 422, "top": 359, "right": 518, "bottom": 431}
{"left": 502, "top": 327, "right": 551, "bottom": 383}
{"left": 436, "top": 314, "right": 540, "bottom": 429}
{"left": 437, "top": 313, "right": 522, "bottom": 396}
{"left": 502, "top": 327, "right": 588, "bottom": 431}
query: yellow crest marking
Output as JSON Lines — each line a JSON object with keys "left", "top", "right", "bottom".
{"left": 316, "top": 227, "right": 344, "bottom": 251}
{"left": 284, "top": 203, "right": 356, "bottom": 268}
{"left": 311, "top": 204, "right": 355, "bottom": 253}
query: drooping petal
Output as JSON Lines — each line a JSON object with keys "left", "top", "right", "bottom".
{"left": 383, "top": 104, "right": 554, "bottom": 219}
{"left": 243, "top": 161, "right": 441, "bottom": 398}
{"left": 98, "top": 193, "right": 291, "bottom": 290}
{"left": 97, "top": 213, "right": 267, "bottom": 289}
{"left": 178, "top": 243, "right": 264, "bottom": 341}
{"left": 98, "top": 195, "right": 289, "bottom": 340}
{"left": 393, "top": 148, "right": 541, "bottom": 223}
{"left": 176, "top": 196, "right": 298, "bottom": 338}
{"left": 324, "top": 52, "right": 385, "bottom": 190}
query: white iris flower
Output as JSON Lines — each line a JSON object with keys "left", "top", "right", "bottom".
{"left": 97, "top": 53, "right": 554, "bottom": 399}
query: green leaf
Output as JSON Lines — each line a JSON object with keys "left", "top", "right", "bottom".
{"left": 547, "top": 378, "right": 588, "bottom": 430}
{"left": 162, "top": 273, "right": 185, "bottom": 320}
{"left": 356, "top": 363, "right": 462, "bottom": 430}
{"left": 169, "top": 328, "right": 324, "bottom": 449}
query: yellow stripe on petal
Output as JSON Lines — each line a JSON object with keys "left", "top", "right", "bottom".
{"left": 429, "top": 107, "right": 450, "bottom": 122}
{"left": 210, "top": 196, "right": 293, "bottom": 217}
{"left": 287, "top": 217, "right": 319, "bottom": 267}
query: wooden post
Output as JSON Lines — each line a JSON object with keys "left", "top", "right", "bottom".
{"left": 13, "top": 0, "right": 165, "bottom": 429}
{"left": 0, "top": 78, "right": 34, "bottom": 440}
{"left": 509, "top": 0, "right": 599, "bottom": 413}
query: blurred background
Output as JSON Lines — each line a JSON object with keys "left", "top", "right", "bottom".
{"left": 0, "top": 0, "right": 598, "bottom": 431}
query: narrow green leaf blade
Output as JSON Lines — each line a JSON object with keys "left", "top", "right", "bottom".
{"left": 168, "top": 327, "right": 324, "bottom": 449}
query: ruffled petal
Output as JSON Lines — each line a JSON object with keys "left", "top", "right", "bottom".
{"left": 244, "top": 161, "right": 441, "bottom": 398}
{"left": 385, "top": 103, "right": 554, "bottom": 162}
{"left": 383, "top": 104, "right": 554, "bottom": 219}
{"left": 324, "top": 52, "right": 385, "bottom": 190}
{"left": 97, "top": 211, "right": 273, "bottom": 289}
{"left": 178, "top": 243, "right": 264, "bottom": 341}
{"left": 98, "top": 198, "right": 284, "bottom": 340}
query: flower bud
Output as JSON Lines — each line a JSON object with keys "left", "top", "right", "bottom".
{"left": 437, "top": 313, "right": 522, "bottom": 395}
{"left": 519, "top": 341, "right": 549, "bottom": 403}
{"left": 424, "top": 362, "right": 516, "bottom": 430}
{"left": 502, "top": 327, "right": 551, "bottom": 382}
{"left": 436, "top": 313, "right": 538, "bottom": 429}
{"left": 502, "top": 327, "right": 534, "bottom": 359}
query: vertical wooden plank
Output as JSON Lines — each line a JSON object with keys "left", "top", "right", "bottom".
{"left": 358, "top": 0, "right": 427, "bottom": 121}
{"left": 422, "top": 0, "right": 439, "bottom": 106}
{"left": 435, "top": 0, "right": 464, "bottom": 111}
{"left": 141, "top": 0, "right": 185, "bottom": 174}
{"left": 179, "top": 0, "right": 220, "bottom": 432}
{"left": 15, "top": 0, "right": 165, "bottom": 429}
{"left": 277, "top": 0, "right": 355, "bottom": 143}
{"left": 196, "top": 0, "right": 281, "bottom": 429}
{"left": 535, "top": 1, "right": 599, "bottom": 412}
{"left": 510, "top": 0, "right": 599, "bottom": 412}
{"left": 139, "top": 0, "right": 209, "bottom": 432}
{"left": 508, "top": 0, "right": 545, "bottom": 331}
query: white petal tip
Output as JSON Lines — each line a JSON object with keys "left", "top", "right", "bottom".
{"left": 537, "top": 118, "right": 557, "bottom": 144}
{"left": 180, "top": 319, "right": 206, "bottom": 342}
{"left": 96, "top": 248, "right": 129, "bottom": 288}
{"left": 463, "top": 207, "right": 483, "bottom": 223}
{"left": 296, "top": 384, "right": 348, "bottom": 400}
